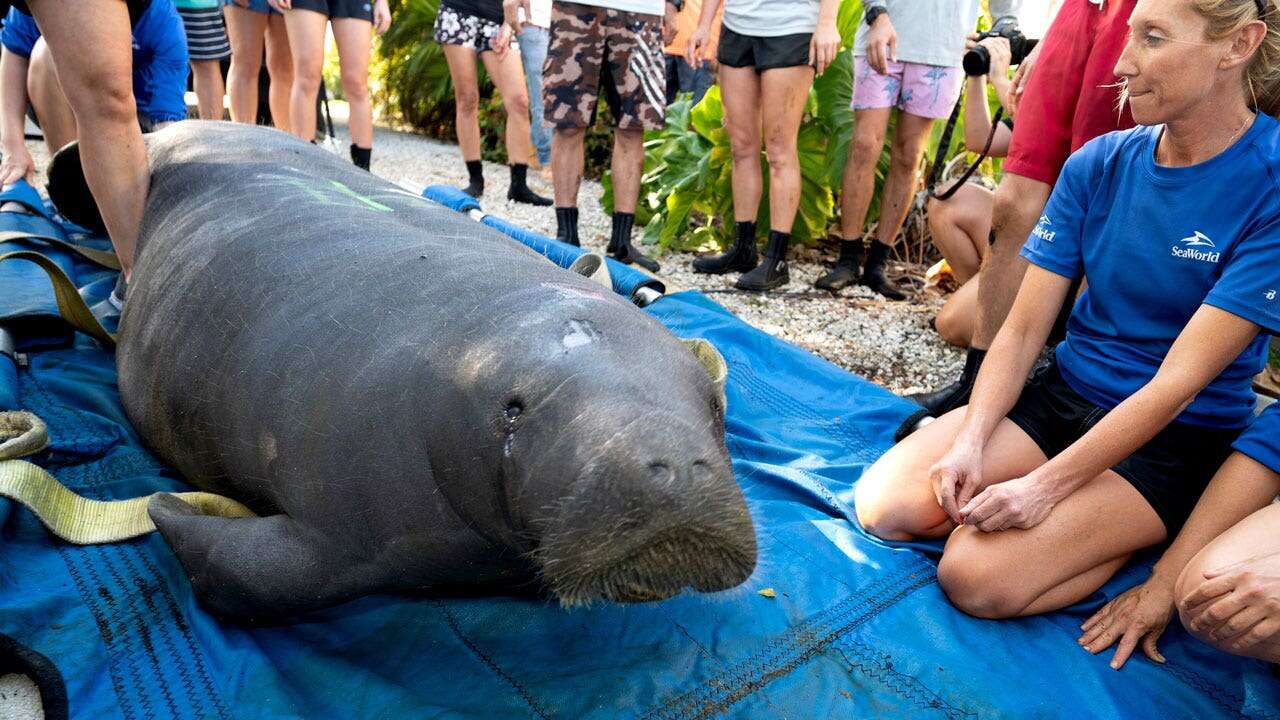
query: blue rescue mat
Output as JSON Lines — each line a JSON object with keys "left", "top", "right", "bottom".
{"left": 1, "top": 204, "right": 1278, "bottom": 718}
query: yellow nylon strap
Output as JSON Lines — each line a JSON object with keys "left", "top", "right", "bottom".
{"left": 0, "top": 250, "right": 116, "bottom": 347}
{"left": 0, "top": 230, "right": 121, "bottom": 271}
{"left": 679, "top": 338, "right": 729, "bottom": 410}
{"left": 0, "top": 412, "right": 255, "bottom": 544}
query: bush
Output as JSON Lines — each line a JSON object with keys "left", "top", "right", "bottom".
{"left": 374, "top": 0, "right": 615, "bottom": 176}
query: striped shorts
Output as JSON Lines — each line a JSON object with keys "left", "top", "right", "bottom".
{"left": 177, "top": 6, "right": 232, "bottom": 62}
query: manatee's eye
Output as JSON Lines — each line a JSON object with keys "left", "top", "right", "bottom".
{"left": 504, "top": 400, "right": 524, "bottom": 421}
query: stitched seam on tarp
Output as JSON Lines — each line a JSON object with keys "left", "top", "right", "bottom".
{"left": 90, "top": 543, "right": 174, "bottom": 719}
{"left": 55, "top": 544, "right": 139, "bottom": 720}
{"left": 435, "top": 601, "right": 554, "bottom": 720}
{"left": 830, "top": 638, "right": 977, "bottom": 720}
{"left": 643, "top": 562, "right": 937, "bottom": 720}
{"left": 1164, "top": 662, "right": 1260, "bottom": 719}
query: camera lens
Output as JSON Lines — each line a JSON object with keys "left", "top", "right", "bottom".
{"left": 963, "top": 46, "right": 991, "bottom": 76}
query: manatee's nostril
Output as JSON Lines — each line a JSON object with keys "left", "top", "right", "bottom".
{"left": 647, "top": 462, "right": 674, "bottom": 484}
{"left": 504, "top": 401, "right": 523, "bottom": 421}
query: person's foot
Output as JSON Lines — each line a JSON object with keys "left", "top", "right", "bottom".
{"left": 463, "top": 159, "right": 485, "bottom": 199}
{"left": 508, "top": 185, "right": 553, "bottom": 206}
{"left": 814, "top": 262, "right": 859, "bottom": 292}
{"left": 735, "top": 255, "right": 788, "bottom": 291}
{"left": 613, "top": 243, "right": 660, "bottom": 273}
{"left": 463, "top": 179, "right": 484, "bottom": 199}
{"left": 692, "top": 242, "right": 758, "bottom": 274}
{"left": 860, "top": 264, "right": 907, "bottom": 300}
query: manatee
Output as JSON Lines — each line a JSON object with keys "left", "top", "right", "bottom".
{"left": 53, "top": 121, "right": 756, "bottom": 621}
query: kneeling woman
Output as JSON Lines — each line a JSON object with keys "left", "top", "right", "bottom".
{"left": 855, "top": 0, "right": 1280, "bottom": 619}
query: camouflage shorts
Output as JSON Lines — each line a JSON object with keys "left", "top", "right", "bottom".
{"left": 543, "top": 1, "right": 666, "bottom": 131}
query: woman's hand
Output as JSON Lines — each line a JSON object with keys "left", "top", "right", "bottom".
{"left": 686, "top": 24, "right": 710, "bottom": 67}
{"left": 1182, "top": 550, "right": 1280, "bottom": 654}
{"left": 980, "top": 37, "right": 1014, "bottom": 110}
{"left": 865, "top": 13, "right": 897, "bottom": 75}
{"left": 809, "top": 18, "right": 840, "bottom": 76}
{"left": 1079, "top": 577, "right": 1176, "bottom": 669}
{"left": 960, "top": 473, "right": 1059, "bottom": 532}
{"left": 492, "top": 23, "right": 513, "bottom": 59}
{"left": 503, "top": 0, "right": 531, "bottom": 35}
{"left": 929, "top": 441, "right": 984, "bottom": 525}
{"left": 373, "top": 0, "right": 391, "bottom": 33}
{"left": 0, "top": 140, "right": 34, "bottom": 187}
{"left": 268, "top": 0, "right": 290, "bottom": 11}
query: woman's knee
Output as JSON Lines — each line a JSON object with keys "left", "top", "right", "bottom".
{"left": 504, "top": 89, "right": 530, "bottom": 120}
{"left": 340, "top": 68, "right": 370, "bottom": 102}
{"left": 937, "top": 538, "right": 1030, "bottom": 619}
{"left": 934, "top": 303, "right": 970, "bottom": 348}
{"left": 853, "top": 458, "right": 948, "bottom": 542}
{"left": 454, "top": 85, "right": 481, "bottom": 117}
{"left": 763, "top": 135, "right": 797, "bottom": 174}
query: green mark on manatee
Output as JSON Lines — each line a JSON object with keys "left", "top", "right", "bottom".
{"left": 329, "top": 181, "right": 393, "bottom": 212}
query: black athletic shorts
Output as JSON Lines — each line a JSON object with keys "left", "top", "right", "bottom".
{"left": 10, "top": 0, "right": 152, "bottom": 25}
{"left": 1005, "top": 359, "right": 1240, "bottom": 536}
{"left": 716, "top": 26, "right": 812, "bottom": 73}
{"left": 291, "top": 0, "right": 373, "bottom": 22}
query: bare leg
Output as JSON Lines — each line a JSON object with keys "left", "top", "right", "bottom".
{"left": 25, "top": 39, "right": 78, "bottom": 153}
{"left": 971, "top": 173, "right": 1052, "bottom": 349}
{"left": 480, "top": 46, "right": 535, "bottom": 166}
{"left": 551, "top": 126, "right": 584, "bottom": 207}
{"left": 610, "top": 128, "right": 644, "bottom": 214}
{"left": 190, "top": 59, "right": 225, "bottom": 120}
{"left": 265, "top": 14, "right": 293, "bottom": 130}
{"left": 442, "top": 44, "right": 482, "bottom": 161}
{"left": 759, "top": 64, "right": 814, "bottom": 233}
{"left": 717, "top": 65, "right": 762, "bottom": 223}
{"left": 935, "top": 276, "right": 978, "bottom": 348}
{"left": 938, "top": 473, "right": 1165, "bottom": 618}
{"left": 926, "top": 184, "right": 993, "bottom": 283}
{"left": 839, "top": 107, "right": 891, "bottom": 241}
{"left": 283, "top": 8, "right": 327, "bottom": 140}
{"left": 223, "top": 4, "right": 267, "bottom": 124}
{"left": 28, "top": 0, "right": 146, "bottom": 278}
{"left": 873, "top": 110, "right": 934, "bottom": 248}
{"left": 331, "top": 17, "right": 372, "bottom": 148}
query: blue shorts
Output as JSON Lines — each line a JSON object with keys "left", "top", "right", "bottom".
{"left": 225, "top": 0, "right": 279, "bottom": 15}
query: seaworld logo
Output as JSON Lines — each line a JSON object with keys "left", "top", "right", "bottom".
{"left": 1031, "top": 215, "right": 1055, "bottom": 243}
{"left": 1172, "top": 231, "right": 1220, "bottom": 263}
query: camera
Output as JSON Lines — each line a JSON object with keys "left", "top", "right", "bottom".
{"left": 962, "top": 15, "right": 1038, "bottom": 77}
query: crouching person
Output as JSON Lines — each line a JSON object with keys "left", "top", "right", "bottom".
{"left": 1081, "top": 402, "right": 1280, "bottom": 668}
{"left": 854, "top": 0, "right": 1280, "bottom": 620}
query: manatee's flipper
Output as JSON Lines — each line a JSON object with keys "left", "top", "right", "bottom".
{"left": 148, "top": 493, "right": 381, "bottom": 622}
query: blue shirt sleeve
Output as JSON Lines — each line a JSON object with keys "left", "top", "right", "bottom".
{"left": 1232, "top": 400, "right": 1280, "bottom": 475}
{"left": 1203, "top": 214, "right": 1280, "bottom": 334}
{"left": 1, "top": 9, "right": 41, "bottom": 59}
{"left": 132, "top": 0, "right": 190, "bottom": 125}
{"left": 1018, "top": 138, "right": 1101, "bottom": 280}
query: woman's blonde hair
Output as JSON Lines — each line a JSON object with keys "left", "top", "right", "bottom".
{"left": 1192, "top": 0, "right": 1280, "bottom": 116}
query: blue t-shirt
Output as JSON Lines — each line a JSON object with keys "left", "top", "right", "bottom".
{"left": 1233, "top": 402, "right": 1280, "bottom": 475}
{"left": 0, "top": 1, "right": 189, "bottom": 124}
{"left": 1021, "top": 114, "right": 1280, "bottom": 429}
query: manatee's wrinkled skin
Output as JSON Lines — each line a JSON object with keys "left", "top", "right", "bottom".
{"left": 96, "top": 122, "right": 755, "bottom": 621}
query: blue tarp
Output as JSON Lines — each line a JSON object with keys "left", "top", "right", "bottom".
{"left": 1, "top": 197, "right": 1278, "bottom": 719}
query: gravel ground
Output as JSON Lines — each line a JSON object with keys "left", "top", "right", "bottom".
{"left": 20, "top": 106, "right": 963, "bottom": 393}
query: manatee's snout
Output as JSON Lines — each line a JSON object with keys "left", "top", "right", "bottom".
{"left": 533, "top": 422, "right": 757, "bottom": 606}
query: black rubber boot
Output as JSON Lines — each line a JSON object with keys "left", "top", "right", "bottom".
{"left": 860, "top": 240, "right": 907, "bottom": 300}
{"left": 556, "top": 207, "right": 580, "bottom": 246}
{"left": 693, "top": 221, "right": 759, "bottom": 274}
{"left": 350, "top": 144, "right": 371, "bottom": 171}
{"left": 609, "top": 212, "right": 660, "bottom": 272}
{"left": 507, "top": 164, "right": 552, "bottom": 206}
{"left": 463, "top": 160, "right": 484, "bottom": 198}
{"left": 735, "top": 231, "right": 790, "bottom": 292}
{"left": 895, "top": 348, "right": 986, "bottom": 441}
{"left": 814, "top": 240, "right": 863, "bottom": 292}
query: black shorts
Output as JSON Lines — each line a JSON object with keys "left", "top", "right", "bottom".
{"left": 1006, "top": 360, "right": 1240, "bottom": 535}
{"left": 291, "top": 0, "right": 373, "bottom": 21}
{"left": 716, "top": 26, "right": 812, "bottom": 73}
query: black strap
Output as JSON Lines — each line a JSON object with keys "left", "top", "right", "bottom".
{"left": 926, "top": 88, "right": 1005, "bottom": 202}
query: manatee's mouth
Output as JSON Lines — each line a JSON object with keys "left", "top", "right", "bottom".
{"left": 535, "top": 522, "right": 757, "bottom": 606}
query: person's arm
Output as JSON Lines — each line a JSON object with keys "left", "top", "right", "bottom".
{"left": 504, "top": 0, "right": 532, "bottom": 34}
{"left": 809, "top": 0, "right": 841, "bottom": 75}
{"left": 962, "top": 75, "right": 993, "bottom": 152}
{"left": 1079, "top": 454, "right": 1280, "bottom": 668}
{"left": 0, "top": 47, "right": 33, "bottom": 185}
{"left": 137, "top": 4, "right": 192, "bottom": 127}
{"left": 685, "top": 0, "right": 723, "bottom": 66}
{"left": 960, "top": 307, "right": 1261, "bottom": 531}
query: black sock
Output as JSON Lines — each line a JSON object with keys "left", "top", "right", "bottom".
{"left": 510, "top": 163, "right": 529, "bottom": 190}
{"left": 836, "top": 239, "right": 863, "bottom": 267}
{"left": 734, "top": 221, "right": 756, "bottom": 249}
{"left": 556, "top": 206, "right": 579, "bottom": 246}
{"left": 350, "top": 144, "right": 371, "bottom": 171}
{"left": 610, "top": 212, "right": 635, "bottom": 256}
{"left": 507, "top": 164, "right": 552, "bottom": 205}
{"left": 464, "top": 160, "right": 484, "bottom": 197}
{"left": 764, "top": 230, "right": 791, "bottom": 259}
{"left": 864, "top": 240, "right": 893, "bottom": 273}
